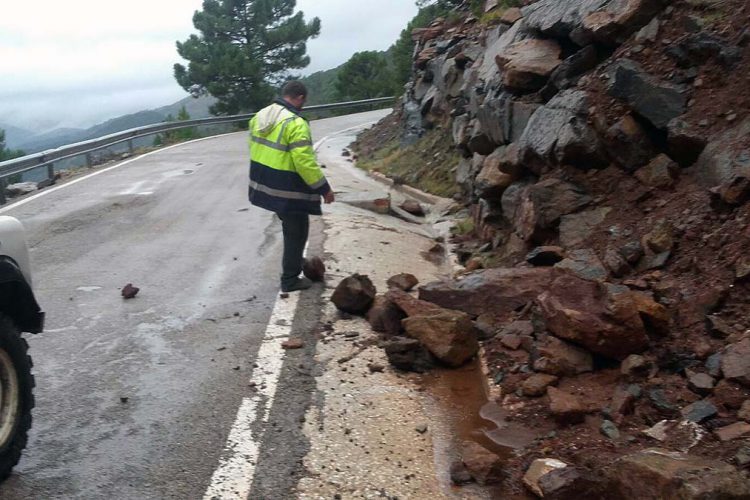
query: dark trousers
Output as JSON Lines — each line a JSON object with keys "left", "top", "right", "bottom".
{"left": 277, "top": 212, "right": 309, "bottom": 286}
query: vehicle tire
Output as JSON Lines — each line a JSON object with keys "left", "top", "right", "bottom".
{"left": 0, "top": 313, "right": 34, "bottom": 481}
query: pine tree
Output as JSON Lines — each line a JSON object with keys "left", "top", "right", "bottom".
{"left": 335, "top": 52, "right": 395, "bottom": 101}
{"left": 174, "top": 0, "right": 321, "bottom": 115}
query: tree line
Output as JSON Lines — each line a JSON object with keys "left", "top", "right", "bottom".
{"left": 173, "top": 0, "right": 468, "bottom": 111}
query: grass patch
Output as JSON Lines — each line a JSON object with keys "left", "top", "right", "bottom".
{"left": 355, "top": 126, "right": 461, "bottom": 198}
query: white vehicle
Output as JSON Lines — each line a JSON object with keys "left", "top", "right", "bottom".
{"left": 0, "top": 216, "right": 43, "bottom": 479}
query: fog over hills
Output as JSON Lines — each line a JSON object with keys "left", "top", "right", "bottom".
{"left": 3, "top": 94, "right": 216, "bottom": 154}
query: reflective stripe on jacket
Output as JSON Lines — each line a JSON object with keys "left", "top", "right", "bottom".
{"left": 248, "top": 99, "right": 330, "bottom": 215}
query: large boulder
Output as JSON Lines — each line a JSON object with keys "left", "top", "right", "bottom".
{"left": 331, "top": 274, "right": 376, "bottom": 314}
{"left": 478, "top": 21, "right": 531, "bottom": 83}
{"left": 496, "top": 39, "right": 563, "bottom": 92}
{"left": 537, "top": 274, "right": 662, "bottom": 359}
{"left": 581, "top": 0, "right": 664, "bottom": 45}
{"left": 521, "top": 0, "right": 610, "bottom": 43}
{"left": 607, "top": 448, "right": 750, "bottom": 499}
{"left": 514, "top": 178, "right": 593, "bottom": 242}
{"left": 382, "top": 337, "right": 435, "bottom": 373}
{"left": 366, "top": 296, "right": 406, "bottom": 335}
{"left": 402, "top": 310, "right": 480, "bottom": 367}
{"left": 475, "top": 148, "right": 514, "bottom": 199}
{"left": 518, "top": 90, "right": 607, "bottom": 172}
{"left": 419, "top": 267, "right": 557, "bottom": 318}
{"left": 476, "top": 91, "right": 513, "bottom": 145}
{"left": 534, "top": 336, "right": 594, "bottom": 376}
{"left": 541, "top": 45, "right": 600, "bottom": 100}
{"left": 606, "top": 59, "right": 688, "bottom": 130}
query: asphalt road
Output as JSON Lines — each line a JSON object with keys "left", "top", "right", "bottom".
{"left": 0, "top": 108, "right": 390, "bottom": 499}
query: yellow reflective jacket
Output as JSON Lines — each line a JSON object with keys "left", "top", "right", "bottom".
{"left": 248, "top": 99, "right": 330, "bottom": 215}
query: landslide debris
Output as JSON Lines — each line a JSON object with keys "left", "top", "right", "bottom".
{"left": 350, "top": 0, "right": 750, "bottom": 496}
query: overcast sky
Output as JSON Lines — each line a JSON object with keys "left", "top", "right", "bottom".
{"left": 0, "top": 0, "right": 418, "bottom": 131}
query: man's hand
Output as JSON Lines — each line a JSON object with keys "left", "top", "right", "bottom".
{"left": 323, "top": 190, "right": 335, "bottom": 204}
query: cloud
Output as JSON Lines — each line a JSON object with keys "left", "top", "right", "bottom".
{"left": 0, "top": 0, "right": 418, "bottom": 130}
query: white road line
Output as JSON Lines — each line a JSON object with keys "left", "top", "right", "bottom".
{"left": 202, "top": 120, "right": 378, "bottom": 499}
{"left": 203, "top": 291, "right": 299, "bottom": 500}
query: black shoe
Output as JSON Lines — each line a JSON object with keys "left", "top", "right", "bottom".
{"left": 281, "top": 277, "right": 313, "bottom": 293}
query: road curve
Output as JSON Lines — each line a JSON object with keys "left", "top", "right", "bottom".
{"left": 0, "top": 109, "right": 390, "bottom": 499}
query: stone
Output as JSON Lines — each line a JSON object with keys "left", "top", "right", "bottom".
{"left": 281, "top": 338, "right": 304, "bottom": 350}
{"left": 468, "top": 127, "right": 496, "bottom": 156}
{"left": 382, "top": 337, "right": 435, "bottom": 373}
{"left": 523, "top": 458, "right": 569, "bottom": 498}
{"left": 607, "top": 59, "right": 687, "bottom": 130}
{"left": 521, "top": 0, "right": 609, "bottom": 41}
{"left": 620, "top": 241, "right": 645, "bottom": 265}
{"left": 399, "top": 200, "right": 425, "bottom": 216}
{"left": 302, "top": 257, "right": 326, "bottom": 282}
{"left": 581, "top": 0, "right": 663, "bottom": 45}
{"left": 635, "top": 154, "right": 679, "bottom": 189}
{"left": 501, "top": 334, "right": 523, "bottom": 350}
{"left": 706, "top": 353, "right": 723, "bottom": 378}
{"left": 534, "top": 337, "right": 594, "bottom": 377}
{"left": 559, "top": 208, "right": 611, "bottom": 248}
{"left": 385, "top": 288, "right": 442, "bottom": 317}
{"left": 611, "top": 385, "right": 639, "bottom": 417}
{"left": 605, "top": 114, "right": 658, "bottom": 172}
{"left": 121, "top": 283, "right": 139, "bottom": 299}
{"left": 496, "top": 142, "right": 524, "bottom": 177}
{"left": 738, "top": 400, "right": 750, "bottom": 422}
{"left": 555, "top": 248, "right": 609, "bottom": 282}
{"left": 635, "top": 17, "right": 659, "bottom": 43}
{"left": 621, "top": 354, "right": 651, "bottom": 377}
{"left": 643, "top": 219, "right": 674, "bottom": 253}
{"left": 419, "top": 267, "right": 556, "bottom": 318}
{"left": 735, "top": 447, "right": 750, "bottom": 467}
{"left": 500, "top": 7, "right": 522, "bottom": 24}
{"left": 475, "top": 151, "right": 514, "bottom": 199}
{"left": 496, "top": 39, "right": 562, "bottom": 91}
{"left": 601, "top": 420, "right": 620, "bottom": 439}
{"left": 706, "top": 315, "right": 735, "bottom": 339}
{"left": 609, "top": 449, "right": 750, "bottom": 498}
{"left": 515, "top": 178, "right": 593, "bottom": 242}
{"left": 386, "top": 273, "right": 419, "bottom": 292}
{"left": 461, "top": 441, "right": 504, "bottom": 485}
{"left": 548, "top": 386, "right": 588, "bottom": 423}
{"left": 510, "top": 102, "right": 541, "bottom": 143}
{"left": 366, "top": 296, "right": 406, "bottom": 335}
{"left": 694, "top": 118, "right": 750, "bottom": 188}
{"left": 667, "top": 118, "right": 707, "bottom": 167}
{"left": 638, "top": 251, "right": 671, "bottom": 272}
{"left": 518, "top": 90, "right": 606, "bottom": 172}
{"left": 522, "top": 373, "right": 559, "bottom": 397}
{"left": 537, "top": 273, "right": 653, "bottom": 359}
{"left": 527, "top": 246, "right": 565, "bottom": 266}
{"left": 665, "top": 32, "right": 743, "bottom": 69}
{"left": 680, "top": 400, "right": 717, "bottom": 423}
{"left": 715, "top": 422, "right": 750, "bottom": 442}
{"left": 714, "top": 380, "right": 750, "bottom": 410}
{"left": 687, "top": 372, "right": 715, "bottom": 396}
{"left": 712, "top": 176, "right": 750, "bottom": 206}
{"left": 722, "top": 338, "right": 750, "bottom": 387}
{"left": 604, "top": 247, "right": 631, "bottom": 277}
{"left": 402, "top": 310, "right": 480, "bottom": 367}
{"left": 537, "top": 466, "right": 598, "bottom": 499}
{"left": 331, "top": 274, "right": 376, "bottom": 314}
{"left": 5, "top": 182, "right": 38, "bottom": 197}
{"left": 450, "top": 460, "right": 473, "bottom": 485}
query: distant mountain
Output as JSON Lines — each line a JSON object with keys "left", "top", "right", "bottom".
{"left": 13, "top": 94, "right": 217, "bottom": 154}
{"left": 0, "top": 123, "right": 36, "bottom": 150}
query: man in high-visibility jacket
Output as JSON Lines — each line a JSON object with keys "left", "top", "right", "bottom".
{"left": 249, "top": 81, "right": 335, "bottom": 293}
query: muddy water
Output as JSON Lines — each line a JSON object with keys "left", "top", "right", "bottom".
{"left": 420, "top": 360, "right": 540, "bottom": 499}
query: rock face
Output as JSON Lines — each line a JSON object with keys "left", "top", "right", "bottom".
{"left": 496, "top": 39, "right": 562, "bottom": 91}
{"left": 537, "top": 274, "right": 659, "bottom": 359}
{"left": 581, "top": 0, "right": 664, "bottom": 45}
{"left": 522, "top": 0, "right": 609, "bottom": 42}
{"left": 331, "top": 274, "right": 376, "bottom": 314}
{"left": 419, "top": 267, "right": 557, "bottom": 318}
{"left": 607, "top": 59, "right": 687, "bottom": 130}
{"left": 402, "top": 310, "right": 480, "bottom": 367}
{"left": 608, "top": 449, "right": 750, "bottom": 499}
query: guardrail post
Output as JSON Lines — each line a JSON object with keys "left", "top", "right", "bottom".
{"left": 86, "top": 153, "right": 93, "bottom": 168}
{"left": 0, "top": 178, "right": 7, "bottom": 206}
{"left": 47, "top": 163, "right": 55, "bottom": 182}
{"left": 127, "top": 140, "right": 134, "bottom": 154}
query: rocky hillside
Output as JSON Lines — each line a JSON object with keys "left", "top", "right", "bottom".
{"left": 353, "top": 0, "right": 750, "bottom": 497}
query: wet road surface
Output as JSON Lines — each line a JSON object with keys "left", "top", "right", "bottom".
{"left": 0, "top": 109, "right": 390, "bottom": 499}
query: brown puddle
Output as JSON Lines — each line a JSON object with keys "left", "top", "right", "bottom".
{"left": 420, "top": 360, "right": 543, "bottom": 499}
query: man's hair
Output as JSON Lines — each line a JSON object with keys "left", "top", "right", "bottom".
{"left": 282, "top": 81, "right": 308, "bottom": 99}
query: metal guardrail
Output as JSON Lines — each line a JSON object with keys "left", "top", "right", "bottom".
{"left": 0, "top": 96, "right": 396, "bottom": 204}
